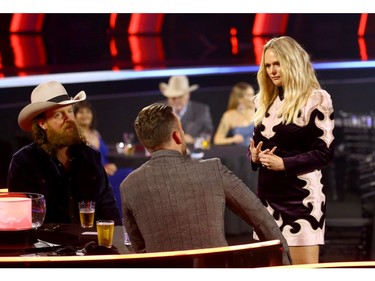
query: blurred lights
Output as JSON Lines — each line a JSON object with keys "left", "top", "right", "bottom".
{"left": 230, "top": 27, "right": 238, "bottom": 55}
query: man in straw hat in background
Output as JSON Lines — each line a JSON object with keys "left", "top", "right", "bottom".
{"left": 7, "top": 81, "right": 121, "bottom": 225}
{"left": 159, "top": 75, "right": 214, "bottom": 144}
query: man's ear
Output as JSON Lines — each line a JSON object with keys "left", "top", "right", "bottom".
{"left": 172, "top": 130, "right": 183, "bottom": 145}
{"left": 37, "top": 119, "right": 47, "bottom": 130}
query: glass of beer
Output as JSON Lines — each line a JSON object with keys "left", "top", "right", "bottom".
{"left": 201, "top": 133, "right": 211, "bottom": 150}
{"left": 96, "top": 220, "right": 115, "bottom": 248}
{"left": 78, "top": 201, "right": 95, "bottom": 228}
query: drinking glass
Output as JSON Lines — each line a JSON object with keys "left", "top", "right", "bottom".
{"left": 78, "top": 201, "right": 95, "bottom": 228}
{"left": 96, "top": 220, "right": 115, "bottom": 248}
{"left": 123, "top": 132, "right": 135, "bottom": 156}
{"left": 201, "top": 133, "right": 211, "bottom": 150}
{"left": 121, "top": 218, "right": 132, "bottom": 246}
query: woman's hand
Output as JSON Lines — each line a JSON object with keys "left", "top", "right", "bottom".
{"left": 232, "top": 134, "right": 244, "bottom": 144}
{"left": 249, "top": 138, "right": 263, "bottom": 164}
{"left": 250, "top": 139, "right": 283, "bottom": 170}
{"left": 104, "top": 163, "right": 118, "bottom": 176}
{"left": 258, "top": 148, "right": 285, "bottom": 171}
{"left": 184, "top": 134, "right": 195, "bottom": 144}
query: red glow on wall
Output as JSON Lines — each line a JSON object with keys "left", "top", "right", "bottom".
{"left": 358, "top": 37, "right": 368, "bottom": 61}
{"left": 110, "top": 14, "right": 165, "bottom": 70}
{"left": 129, "top": 36, "right": 141, "bottom": 66}
{"left": 110, "top": 13, "right": 118, "bottom": 30}
{"left": 252, "top": 14, "right": 289, "bottom": 36}
{"left": 10, "top": 34, "right": 47, "bottom": 75}
{"left": 253, "top": 36, "right": 269, "bottom": 65}
{"left": 128, "top": 14, "right": 164, "bottom": 35}
{"left": 10, "top": 14, "right": 45, "bottom": 33}
{"left": 0, "top": 53, "right": 3, "bottom": 77}
{"left": 109, "top": 37, "right": 118, "bottom": 57}
{"left": 129, "top": 35, "right": 165, "bottom": 70}
{"left": 109, "top": 37, "right": 119, "bottom": 70}
{"left": 230, "top": 27, "right": 238, "bottom": 55}
{"left": 358, "top": 13, "right": 368, "bottom": 37}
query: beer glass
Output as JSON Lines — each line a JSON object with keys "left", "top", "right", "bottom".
{"left": 78, "top": 201, "right": 95, "bottom": 228}
{"left": 96, "top": 220, "right": 115, "bottom": 248}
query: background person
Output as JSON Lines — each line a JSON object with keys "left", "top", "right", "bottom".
{"left": 73, "top": 100, "right": 133, "bottom": 217}
{"left": 248, "top": 36, "right": 335, "bottom": 264}
{"left": 120, "top": 103, "right": 292, "bottom": 265}
{"left": 7, "top": 81, "right": 121, "bottom": 225}
{"left": 214, "top": 82, "right": 255, "bottom": 147}
{"left": 159, "top": 75, "right": 214, "bottom": 144}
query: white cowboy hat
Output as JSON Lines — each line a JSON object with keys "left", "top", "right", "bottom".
{"left": 159, "top": 75, "right": 199, "bottom": 98}
{"left": 18, "top": 80, "right": 86, "bottom": 131}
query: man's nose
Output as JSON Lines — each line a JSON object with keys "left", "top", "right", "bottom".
{"left": 65, "top": 112, "right": 75, "bottom": 121}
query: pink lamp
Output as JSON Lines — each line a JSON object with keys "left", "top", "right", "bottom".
{"left": 0, "top": 197, "right": 32, "bottom": 230}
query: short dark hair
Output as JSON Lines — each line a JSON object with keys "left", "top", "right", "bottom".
{"left": 134, "top": 103, "right": 178, "bottom": 150}
{"left": 73, "top": 100, "right": 97, "bottom": 130}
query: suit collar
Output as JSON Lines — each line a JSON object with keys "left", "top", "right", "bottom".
{"left": 150, "top": 149, "right": 187, "bottom": 165}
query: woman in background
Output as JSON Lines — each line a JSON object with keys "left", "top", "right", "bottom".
{"left": 248, "top": 36, "right": 335, "bottom": 264}
{"left": 74, "top": 100, "right": 132, "bottom": 217}
{"left": 214, "top": 82, "right": 255, "bottom": 147}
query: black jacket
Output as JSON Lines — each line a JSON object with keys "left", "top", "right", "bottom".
{"left": 8, "top": 142, "right": 121, "bottom": 225}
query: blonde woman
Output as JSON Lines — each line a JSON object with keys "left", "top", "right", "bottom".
{"left": 248, "top": 36, "right": 335, "bottom": 264}
{"left": 214, "top": 82, "right": 255, "bottom": 147}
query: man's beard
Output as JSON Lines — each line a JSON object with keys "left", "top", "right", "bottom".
{"left": 46, "top": 121, "right": 82, "bottom": 148}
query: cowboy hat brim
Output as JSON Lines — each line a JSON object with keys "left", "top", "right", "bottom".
{"left": 18, "top": 91, "right": 86, "bottom": 131}
{"left": 159, "top": 83, "right": 199, "bottom": 98}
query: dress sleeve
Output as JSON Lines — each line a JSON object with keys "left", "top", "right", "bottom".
{"left": 283, "top": 90, "right": 335, "bottom": 175}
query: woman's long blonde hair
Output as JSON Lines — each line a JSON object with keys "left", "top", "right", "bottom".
{"left": 253, "top": 36, "right": 320, "bottom": 126}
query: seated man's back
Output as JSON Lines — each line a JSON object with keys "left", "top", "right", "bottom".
{"left": 120, "top": 103, "right": 291, "bottom": 265}
{"left": 122, "top": 150, "right": 232, "bottom": 252}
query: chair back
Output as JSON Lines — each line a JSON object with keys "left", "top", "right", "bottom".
{"left": 358, "top": 153, "right": 375, "bottom": 218}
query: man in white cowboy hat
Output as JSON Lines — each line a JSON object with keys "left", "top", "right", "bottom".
{"left": 7, "top": 81, "right": 121, "bottom": 225}
{"left": 159, "top": 75, "right": 214, "bottom": 144}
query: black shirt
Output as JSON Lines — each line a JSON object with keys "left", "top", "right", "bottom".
{"left": 8, "top": 142, "right": 121, "bottom": 225}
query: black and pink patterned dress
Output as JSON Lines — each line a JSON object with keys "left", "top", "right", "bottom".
{"left": 252, "top": 89, "right": 334, "bottom": 246}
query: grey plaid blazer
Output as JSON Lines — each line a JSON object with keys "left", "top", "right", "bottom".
{"left": 120, "top": 150, "right": 291, "bottom": 265}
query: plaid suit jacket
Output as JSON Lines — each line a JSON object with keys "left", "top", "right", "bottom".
{"left": 120, "top": 150, "right": 291, "bottom": 265}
